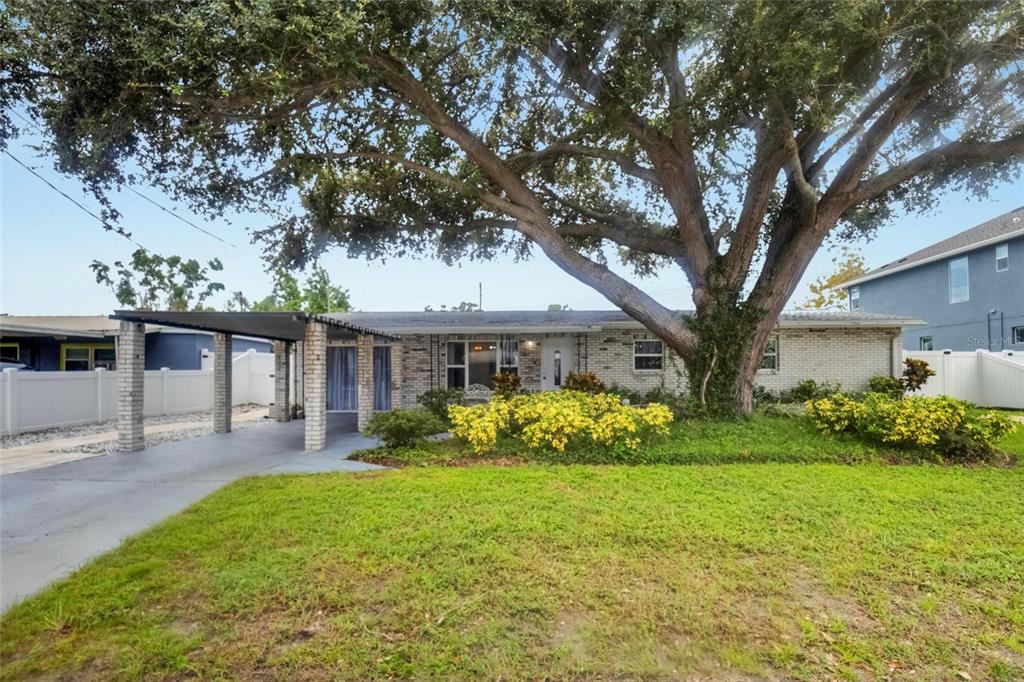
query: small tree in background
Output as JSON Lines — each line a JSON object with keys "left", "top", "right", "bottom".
{"left": 799, "top": 248, "right": 869, "bottom": 310}
{"left": 90, "top": 249, "right": 224, "bottom": 311}
{"left": 251, "top": 265, "right": 351, "bottom": 314}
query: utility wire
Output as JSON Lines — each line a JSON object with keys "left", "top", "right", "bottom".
{"left": 9, "top": 109, "right": 237, "bottom": 248}
{"left": 3, "top": 149, "right": 151, "bottom": 252}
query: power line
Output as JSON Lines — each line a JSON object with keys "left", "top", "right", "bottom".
{"left": 9, "top": 109, "right": 236, "bottom": 248}
{"left": 3, "top": 149, "right": 150, "bottom": 252}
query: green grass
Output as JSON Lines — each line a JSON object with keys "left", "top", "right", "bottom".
{"left": 2, "top": 465, "right": 1023, "bottom": 680}
{"left": 359, "top": 413, "right": 1021, "bottom": 467}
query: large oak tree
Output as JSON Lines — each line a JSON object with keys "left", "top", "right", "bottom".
{"left": 4, "top": 0, "right": 1023, "bottom": 412}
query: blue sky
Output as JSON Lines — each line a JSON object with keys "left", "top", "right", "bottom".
{"left": 1, "top": 132, "right": 1021, "bottom": 316}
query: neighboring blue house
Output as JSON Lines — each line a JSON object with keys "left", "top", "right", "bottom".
{"left": 844, "top": 207, "right": 1024, "bottom": 352}
{"left": 0, "top": 315, "right": 271, "bottom": 370}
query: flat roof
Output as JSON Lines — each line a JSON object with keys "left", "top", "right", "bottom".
{"left": 109, "top": 311, "right": 398, "bottom": 342}
{"left": 327, "top": 310, "right": 924, "bottom": 334}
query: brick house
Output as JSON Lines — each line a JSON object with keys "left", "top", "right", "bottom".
{"left": 108, "top": 309, "right": 920, "bottom": 453}
{"left": 329, "top": 310, "right": 919, "bottom": 405}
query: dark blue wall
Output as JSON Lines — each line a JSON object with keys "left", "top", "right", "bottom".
{"left": 851, "top": 236, "right": 1024, "bottom": 351}
{"left": 0, "top": 332, "right": 271, "bottom": 371}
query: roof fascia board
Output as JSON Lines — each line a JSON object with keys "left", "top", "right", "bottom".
{"left": 843, "top": 228, "right": 1024, "bottom": 288}
{"left": 0, "top": 324, "right": 107, "bottom": 338}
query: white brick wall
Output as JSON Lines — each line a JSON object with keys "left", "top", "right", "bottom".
{"left": 388, "top": 326, "right": 899, "bottom": 403}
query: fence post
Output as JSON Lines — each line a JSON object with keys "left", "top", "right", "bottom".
{"left": 2, "top": 368, "right": 17, "bottom": 436}
{"left": 161, "top": 367, "right": 170, "bottom": 415}
{"left": 95, "top": 367, "right": 106, "bottom": 423}
{"left": 941, "top": 350, "right": 952, "bottom": 395}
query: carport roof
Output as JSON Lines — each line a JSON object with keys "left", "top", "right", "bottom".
{"left": 109, "top": 311, "right": 398, "bottom": 342}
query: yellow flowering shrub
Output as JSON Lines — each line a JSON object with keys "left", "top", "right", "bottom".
{"left": 806, "top": 393, "right": 1016, "bottom": 460}
{"left": 448, "top": 390, "right": 673, "bottom": 455}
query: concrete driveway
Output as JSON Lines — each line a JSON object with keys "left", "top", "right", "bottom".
{"left": 0, "top": 414, "right": 384, "bottom": 612}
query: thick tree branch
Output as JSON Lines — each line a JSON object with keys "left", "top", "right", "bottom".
{"left": 507, "top": 143, "right": 659, "bottom": 184}
{"left": 850, "top": 134, "right": 1024, "bottom": 204}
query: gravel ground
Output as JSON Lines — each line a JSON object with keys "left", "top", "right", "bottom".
{"left": 1, "top": 404, "right": 270, "bottom": 454}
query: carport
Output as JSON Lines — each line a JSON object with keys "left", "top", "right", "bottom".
{"left": 109, "top": 311, "right": 399, "bottom": 452}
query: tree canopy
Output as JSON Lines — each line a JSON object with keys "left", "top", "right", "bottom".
{"left": 90, "top": 248, "right": 224, "bottom": 311}
{"left": 798, "top": 248, "right": 869, "bottom": 310}
{"left": 5, "top": 0, "right": 1022, "bottom": 411}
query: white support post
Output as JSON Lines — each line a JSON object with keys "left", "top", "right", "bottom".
{"left": 160, "top": 367, "right": 171, "bottom": 416}
{"left": 304, "top": 322, "right": 327, "bottom": 452}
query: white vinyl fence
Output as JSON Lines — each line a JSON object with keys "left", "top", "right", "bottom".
{"left": 0, "top": 350, "right": 277, "bottom": 436}
{"left": 902, "top": 349, "right": 1024, "bottom": 409}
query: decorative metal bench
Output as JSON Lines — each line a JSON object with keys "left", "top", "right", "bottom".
{"left": 464, "top": 383, "right": 494, "bottom": 403}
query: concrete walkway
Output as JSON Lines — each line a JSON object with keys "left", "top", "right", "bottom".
{"left": 0, "top": 414, "right": 385, "bottom": 612}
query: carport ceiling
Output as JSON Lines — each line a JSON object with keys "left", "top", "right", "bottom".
{"left": 109, "top": 311, "right": 398, "bottom": 342}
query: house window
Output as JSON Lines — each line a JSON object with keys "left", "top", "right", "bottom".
{"left": 849, "top": 286, "right": 861, "bottom": 310}
{"left": 948, "top": 256, "right": 969, "bottom": 303}
{"left": 633, "top": 339, "right": 664, "bottom": 371}
{"left": 758, "top": 334, "right": 779, "bottom": 371}
{"left": 61, "top": 343, "right": 116, "bottom": 371}
{"left": 446, "top": 339, "right": 517, "bottom": 388}
{"left": 0, "top": 343, "right": 19, "bottom": 362}
{"left": 919, "top": 336, "right": 934, "bottom": 351}
{"left": 1013, "top": 327, "right": 1024, "bottom": 346}
{"left": 996, "top": 243, "right": 1009, "bottom": 272}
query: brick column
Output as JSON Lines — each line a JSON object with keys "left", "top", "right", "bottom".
{"left": 356, "top": 334, "right": 375, "bottom": 431}
{"left": 117, "top": 321, "right": 146, "bottom": 451}
{"left": 304, "top": 322, "right": 327, "bottom": 452}
{"left": 271, "top": 340, "right": 291, "bottom": 422}
{"left": 293, "top": 340, "right": 305, "bottom": 416}
{"left": 212, "top": 333, "right": 232, "bottom": 433}
{"left": 390, "top": 341, "right": 403, "bottom": 409}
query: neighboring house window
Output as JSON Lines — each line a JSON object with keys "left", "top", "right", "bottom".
{"left": 948, "top": 256, "right": 969, "bottom": 303}
{"left": 758, "top": 334, "right": 780, "bottom": 371}
{"left": 849, "top": 286, "right": 860, "bottom": 310}
{"left": 61, "top": 343, "right": 116, "bottom": 371}
{"left": 995, "top": 243, "right": 1009, "bottom": 272}
{"left": 0, "top": 342, "right": 19, "bottom": 361}
{"left": 919, "top": 336, "right": 934, "bottom": 351}
{"left": 633, "top": 339, "right": 663, "bottom": 371}
{"left": 1013, "top": 326, "right": 1024, "bottom": 346}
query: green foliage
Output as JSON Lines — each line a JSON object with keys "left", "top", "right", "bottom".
{"left": 490, "top": 372, "right": 521, "bottom": 398}
{"left": 424, "top": 301, "right": 479, "bottom": 312}
{"left": 779, "top": 379, "right": 842, "bottom": 403}
{"left": 416, "top": 388, "right": 465, "bottom": 422}
{"left": 798, "top": 247, "right": 868, "bottom": 310}
{"left": 250, "top": 265, "right": 351, "bottom": 314}
{"left": 363, "top": 408, "right": 446, "bottom": 449}
{"left": 90, "top": 248, "right": 224, "bottom": 311}
{"left": 806, "top": 393, "right": 1017, "bottom": 461}
{"left": 867, "top": 374, "right": 905, "bottom": 399}
{"left": 902, "top": 357, "right": 936, "bottom": 393}
{"left": 564, "top": 371, "right": 607, "bottom": 394}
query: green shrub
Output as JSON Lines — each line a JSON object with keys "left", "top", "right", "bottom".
{"left": 417, "top": 388, "right": 465, "bottom": 422}
{"left": 805, "top": 393, "right": 1016, "bottom": 461}
{"left": 564, "top": 371, "right": 607, "bottom": 394}
{"left": 364, "top": 408, "right": 446, "bottom": 449}
{"left": 780, "top": 379, "right": 841, "bottom": 403}
{"left": 752, "top": 385, "right": 776, "bottom": 406}
{"left": 901, "top": 357, "right": 936, "bottom": 393}
{"left": 491, "top": 372, "right": 522, "bottom": 398}
{"left": 867, "top": 374, "right": 904, "bottom": 398}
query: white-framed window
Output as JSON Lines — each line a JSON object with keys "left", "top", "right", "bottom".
{"left": 61, "top": 343, "right": 116, "bottom": 371}
{"left": 758, "top": 334, "right": 780, "bottom": 371}
{"left": 446, "top": 339, "right": 518, "bottom": 389}
{"left": 1013, "top": 326, "right": 1024, "bottom": 346}
{"left": 849, "top": 286, "right": 861, "bottom": 310}
{"left": 633, "top": 339, "right": 663, "bottom": 371}
{"left": 948, "top": 256, "right": 969, "bottom": 303}
{"left": 919, "top": 336, "right": 934, "bottom": 351}
{"left": 0, "top": 342, "right": 19, "bottom": 362}
{"left": 996, "top": 243, "right": 1009, "bottom": 272}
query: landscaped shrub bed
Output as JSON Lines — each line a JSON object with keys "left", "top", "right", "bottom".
{"left": 806, "top": 393, "right": 1016, "bottom": 461}
{"left": 448, "top": 390, "right": 673, "bottom": 455}
{"left": 363, "top": 408, "right": 446, "bottom": 449}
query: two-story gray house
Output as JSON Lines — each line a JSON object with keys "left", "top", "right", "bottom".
{"left": 843, "top": 206, "right": 1024, "bottom": 352}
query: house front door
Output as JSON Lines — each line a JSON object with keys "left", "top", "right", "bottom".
{"left": 541, "top": 338, "right": 575, "bottom": 391}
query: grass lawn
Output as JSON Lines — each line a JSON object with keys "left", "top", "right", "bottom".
{"left": 2, "top": 464, "right": 1023, "bottom": 680}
